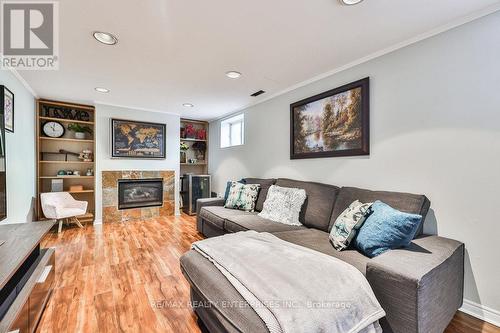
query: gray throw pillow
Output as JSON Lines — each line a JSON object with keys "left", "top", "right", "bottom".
{"left": 329, "top": 200, "right": 373, "bottom": 251}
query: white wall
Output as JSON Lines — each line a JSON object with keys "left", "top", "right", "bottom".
{"left": 0, "top": 70, "right": 36, "bottom": 223}
{"left": 209, "top": 12, "right": 500, "bottom": 318}
{"left": 95, "top": 104, "right": 180, "bottom": 221}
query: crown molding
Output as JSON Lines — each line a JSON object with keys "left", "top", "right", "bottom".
{"left": 8, "top": 68, "right": 38, "bottom": 98}
{"left": 94, "top": 101, "right": 180, "bottom": 117}
{"left": 210, "top": 3, "right": 500, "bottom": 122}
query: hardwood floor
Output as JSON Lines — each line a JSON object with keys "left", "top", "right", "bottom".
{"left": 37, "top": 214, "right": 499, "bottom": 333}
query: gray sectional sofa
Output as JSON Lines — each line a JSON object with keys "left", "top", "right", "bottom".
{"left": 180, "top": 178, "right": 464, "bottom": 333}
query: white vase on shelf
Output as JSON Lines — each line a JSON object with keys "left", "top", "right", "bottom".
{"left": 74, "top": 132, "right": 85, "bottom": 139}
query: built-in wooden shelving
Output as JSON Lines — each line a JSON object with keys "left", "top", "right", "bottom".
{"left": 36, "top": 99, "right": 96, "bottom": 222}
{"left": 180, "top": 118, "right": 209, "bottom": 175}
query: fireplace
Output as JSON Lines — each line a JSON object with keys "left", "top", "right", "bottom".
{"left": 118, "top": 178, "right": 164, "bottom": 210}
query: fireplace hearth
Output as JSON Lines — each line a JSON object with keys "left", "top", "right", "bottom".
{"left": 118, "top": 178, "right": 163, "bottom": 210}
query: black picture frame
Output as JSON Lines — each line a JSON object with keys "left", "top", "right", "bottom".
{"left": 0, "top": 86, "right": 14, "bottom": 133}
{"left": 111, "top": 118, "right": 166, "bottom": 159}
{"left": 290, "top": 77, "right": 370, "bottom": 159}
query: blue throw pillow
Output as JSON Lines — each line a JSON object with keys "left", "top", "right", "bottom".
{"left": 224, "top": 179, "right": 246, "bottom": 201}
{"left": 354, "top": 200, "right": 422, "bottom": 258}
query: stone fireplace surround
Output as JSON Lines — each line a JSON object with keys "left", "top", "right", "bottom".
{"left": 102, "top": 170, "right": 175, "bottom": 223}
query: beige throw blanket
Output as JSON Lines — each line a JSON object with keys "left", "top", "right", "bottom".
{"left": 192, "top": 231, "right": 385, "bottom": 333}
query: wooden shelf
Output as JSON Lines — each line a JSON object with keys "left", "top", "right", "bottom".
{"left": 181, "top": 163, "right": 207, "bottom": 166}
{"left": 181, "top": 138, "right": 207, "bottom": 142}
{"left": 39, "top": 116, "right": 94, "bottom": 125}
{"left": 40, "top": 137, "right": 94, "bottom": 143}
{"left": 40, "top": 160, "right": 93, "bottom": 164}
{"left": 36, "top": 99, "right": 96, "bottom": 223}
{"left": 40, "top": 176, "right": 94, "bottom": 179}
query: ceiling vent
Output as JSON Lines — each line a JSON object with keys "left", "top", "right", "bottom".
{"left": 250, "top": 90, "right": 266, "bottom": 97}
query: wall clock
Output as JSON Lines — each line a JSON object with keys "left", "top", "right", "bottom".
{"left": 43, "top": 121, "right": 65, "bottom": 138}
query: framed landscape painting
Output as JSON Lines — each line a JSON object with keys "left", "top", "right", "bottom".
{"left": 290, "top": 77, "right": 369, "bottom": 159}
{"left": 111, "top": 118, "right": 166, "bottom": 159}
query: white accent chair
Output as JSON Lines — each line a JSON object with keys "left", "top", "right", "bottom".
{"left": 40, "top": 192, "right": 88, "bottom": 233}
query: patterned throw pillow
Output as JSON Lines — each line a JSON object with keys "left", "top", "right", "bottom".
{"left": 329, "top": 200, "right": 373, "bottom": 251}
{"left": 258, "top": 185, "right": 307, "bottom": 226}
{"left": 224, "top": 182, "right": 260, "bottom": 212}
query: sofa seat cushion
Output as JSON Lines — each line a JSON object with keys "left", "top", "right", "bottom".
{"left": 330, "top": 187, "right": 430, "bottom": 236}
{"left": 275, "top": 178, "right": 339, "bottom": 232}
{"left": 272, "top": 229, "right": 370, "bottom": 274}
{"left": 199, "top": 206, "right": 256, "bottom": 229}
{"left": 224, "top": 215, "right": 306, "bottom": 233}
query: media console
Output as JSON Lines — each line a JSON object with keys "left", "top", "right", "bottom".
{"left": 0, "top": 221, "right": 55, "bottom": 333}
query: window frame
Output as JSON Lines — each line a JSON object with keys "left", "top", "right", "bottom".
{"left": 220, "top": 113, "right": 245, "bottom": 148}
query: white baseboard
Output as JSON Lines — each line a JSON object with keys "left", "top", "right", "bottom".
{"left": 460, "top": 299, "right": 500, "bottom": 327}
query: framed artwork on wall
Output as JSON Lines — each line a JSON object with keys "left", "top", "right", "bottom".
{"left": 1, "top": 86, "right": 14, "bottom": 133}
{"left": 290, "top": 77, "right": 369, "bottom": 159}
{"left": 111, "top": 118, "right": 166, "bottom": 159}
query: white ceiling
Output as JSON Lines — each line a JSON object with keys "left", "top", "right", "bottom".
{"left": 18, "top": 0, "right": 500, "bottom": 120}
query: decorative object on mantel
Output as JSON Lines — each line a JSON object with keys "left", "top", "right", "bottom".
{"left": 188, "top": 158, "right": 198, "bottom": 164}
{"left": 1, "top": 85, "right": 14, "bottom": 133}
{"left": 196, "top": 128, "right": 206, "bottom": 140}
{"left": 69, "top": 185, "right": 84, "bottom": 192}
{"left": 67, "top": 123, "right": 92, "bottom": 139}
{"left": 42, "top": 121, "right": 65, "bottom": 138}
{"left": 290, "top": 77, "right": 370, "bottom": 159}
{"left": 180, "top": 142, "right": 189, "bottom": 163}
{"left": 42, "top": 103, "right": 91, "bottom": 121}
{"left": 79, "top": 149, "right": 93, "bottom": 162}
{"left": 192, "top": 141, "right": 206, "bottom": 161}
{"left": 111, "top": 118, "right": 166, "bottom": 159}
{"left": 51, "top": 179, "right": 63, "bottom": 192}
{"left": 185, "top": 123, "right": 196, "bottom": 139}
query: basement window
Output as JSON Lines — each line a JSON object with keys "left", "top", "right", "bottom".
{"left": 220, "top": 114, "right": 244, "bottom": 148}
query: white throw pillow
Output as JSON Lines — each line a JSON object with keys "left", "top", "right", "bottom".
{"left": 329, "top": 200, "right": 373, "bottom": 251}
{"left": 258, "top": 185, "right": 307, "bottom": 226}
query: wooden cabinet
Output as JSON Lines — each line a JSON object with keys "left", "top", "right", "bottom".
{"left": 0, "top": 222, "right": 56, "bottom": 333}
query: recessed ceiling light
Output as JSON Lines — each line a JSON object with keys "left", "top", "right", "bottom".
{"left": 95, "top": 87, "right": 110, "bottom": 93}
{"left": 225, "top": 71, "right": 242, "bottom": 79}
{"left": 93, "top": 31, "right": 118, "bottom": 45}
{"left": 183, "top": 103, "right": 194, "bottom": 108}
{"left": 339, "top": 0, "right": 363, "bottom": 5}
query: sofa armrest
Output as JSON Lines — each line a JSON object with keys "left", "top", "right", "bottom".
{"left": 366, "top": 235, "right": 464, "bottom": 333}
{"left": 197, "top": 198, "right": 225, "bottom": 215}
{"left": 197, "top": 198, "right": 225, "bottom": 231}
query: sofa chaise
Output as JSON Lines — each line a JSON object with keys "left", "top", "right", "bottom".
{"left": 180, "top": 178, "right": 464, "bottom": 333}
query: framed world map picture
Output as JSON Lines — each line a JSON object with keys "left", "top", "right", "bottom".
{"left": 111, "top": 118, "right": 166, "bottom": 159}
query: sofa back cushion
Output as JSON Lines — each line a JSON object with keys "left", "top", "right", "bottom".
{"left": 243, "top": 178, "right": 276, "bottom": 212}
{"left": 329, "top": 187, "right": 430, "bottom": 237}
{"left": 275, "top": 178, "right": 339, "bottom": 231}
